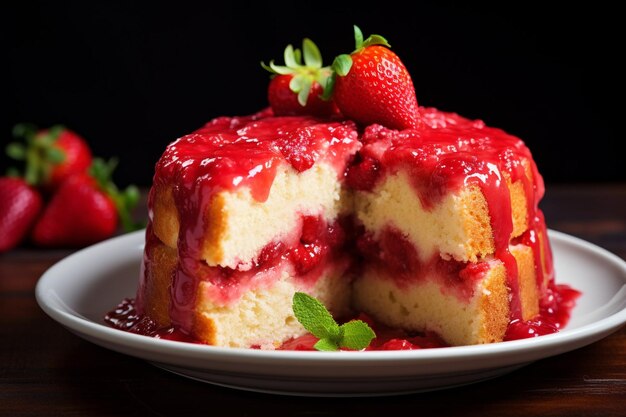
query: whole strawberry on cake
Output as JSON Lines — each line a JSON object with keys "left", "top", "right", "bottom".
{"left": 106, "top": 26, "right": 579, "bottom": 349}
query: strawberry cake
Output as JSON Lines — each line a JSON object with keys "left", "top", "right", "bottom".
{"left": 106, "top": 28, "right": 578, "bottom": 349}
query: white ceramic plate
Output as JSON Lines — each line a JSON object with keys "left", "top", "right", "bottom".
{"left": 35, "top": 229, "right": 626, "bottom": 397}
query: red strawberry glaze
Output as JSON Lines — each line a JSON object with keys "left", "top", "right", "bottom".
{"left": 504, "top": 283, "right": 581, "bottom": 340}
{"left": 104, "top": 298, "right": 198, "bottom": 343}
{"left": 154, "top": 108, "right": 358, "bottom": 203}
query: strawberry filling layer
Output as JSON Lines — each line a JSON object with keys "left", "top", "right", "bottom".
{"left": 137, "top": 213, "right": 353, "bottom": 331}
{"left": 351, "top": 223, "right": 580, "bottom": 341}
{"left": 356, "top": 226, "right": 490, "bottom": 303}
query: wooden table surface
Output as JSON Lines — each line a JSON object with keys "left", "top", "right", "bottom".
{"left": 1, "top": 183, "right": 625, "bottom": 417}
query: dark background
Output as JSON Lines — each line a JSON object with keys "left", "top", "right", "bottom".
{"left": 4, "top": 1, "right": 623, "bottom": 187}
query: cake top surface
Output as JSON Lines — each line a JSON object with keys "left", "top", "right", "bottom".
{"left": 351, "top": 107, "right": 544, "bottom": 204}
{"left": 360, "top": 107, "right": 534, "bottom": 174}
{"left": 153, "top": 109, "right": 360, "bottom": 201}
{"left": 153, "top": 105, "right": 544, "bottom": 207}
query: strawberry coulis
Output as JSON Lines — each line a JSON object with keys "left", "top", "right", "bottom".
{"left": 121, "top": 106, "right": 580, "bottom": 349}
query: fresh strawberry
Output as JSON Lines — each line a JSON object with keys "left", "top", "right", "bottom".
{"left": 262, "top": 38, "right": 339, "bottom": 117}
{"left": 7, "top": 124, "right": 92, "bottom": 191}
{"left": 31, "top": 173, "right": 116, "bottom": 247}
{"left": 31, "top": 158, "right": 142, "bottom": 247}
{"left": 0, "top": 177, "right": 43, "bottom": 252}
{"left": 326, "top": 26, "right": 419, "bottom": 130}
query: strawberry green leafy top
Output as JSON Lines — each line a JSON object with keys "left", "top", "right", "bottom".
{"left": 261, "top": 38, "right": 332, "bottom": 107}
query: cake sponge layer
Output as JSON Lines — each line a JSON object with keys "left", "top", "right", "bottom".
{"left": 152, "top": 162, "right": 351, "bottom": 269}
{"left": 194, "top": 267, "right": 351, "bottom": 349}
{"left": 356, "top": 167, "right": 531, "bottom": 263}
{"left": 352, "top": 245, "right": 536, "bottom": 345}
{"left": 141, "top": 240, "right": 352, "bottom": 348}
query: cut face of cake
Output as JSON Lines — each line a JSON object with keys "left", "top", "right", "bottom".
{"left": 134, "top": 106, "right": 559, "bottom": 348}
{"left": 349, "top": 108, "right": 553, "bottom": 345}
{"left": 136, "top": 110, "right": 361, "bottom": 348}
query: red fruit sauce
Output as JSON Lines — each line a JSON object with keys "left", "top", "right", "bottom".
{"left": 107, "top": 106, "right": 582, "bottom": 350}
{"left": 105, "top": 298, "right": 197, "bottom": 343}
{"left": 504, "top": 283, "right": 581, "bottom": 340}
{"left": 277, "top": 313, "right": 449, "bottom": 351}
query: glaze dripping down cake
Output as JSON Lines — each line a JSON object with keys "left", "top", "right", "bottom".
{"left": 133, "top": 106, "right": 561, "bottom": 348}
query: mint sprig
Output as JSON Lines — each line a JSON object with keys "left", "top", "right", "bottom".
{"left": 292, "top": 292, "right": 375, "bottom": 351}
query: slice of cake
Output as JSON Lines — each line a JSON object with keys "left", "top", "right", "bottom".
{"left": 136, "top": 110, "right": 361, "bottom": 348}
{"left": 349, "top": 108, "right": 553, "bottom": 345}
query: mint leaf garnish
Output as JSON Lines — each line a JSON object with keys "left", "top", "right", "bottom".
{"left": 314, "top": 338, "right": 339, "bottom": 351}
{"left": 292, "top": 292, "right": 376, "bottom": 351}
{"left": 338, "top": 320, "right": 376, "bottom": 350}
{"left": 292, "top": 292, "right": 340, "bottom": 340}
